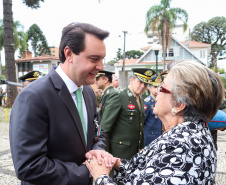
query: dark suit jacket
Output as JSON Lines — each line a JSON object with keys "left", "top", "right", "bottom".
{"left": 10, "top": 68, "right": 106, "bottom": 185}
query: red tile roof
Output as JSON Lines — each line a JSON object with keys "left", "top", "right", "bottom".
{"left": 115, "top": 59, "right": 170, "bottom": 66}
{"left": 181, "top": 41, "right": 211, "bottom": 47}
{"left": 16, "top": 55, "right": 59, "bottom": 62}
{"left": 115, "top": 59, "right": 139, "bottom": 65}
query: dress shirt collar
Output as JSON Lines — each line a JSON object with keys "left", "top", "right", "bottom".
{"left": 55, "top": 64, "right": 83, "bottom": 94}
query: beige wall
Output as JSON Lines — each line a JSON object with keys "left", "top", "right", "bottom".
{"left": 50, "top": 47, "right": 59, "bottom": 57}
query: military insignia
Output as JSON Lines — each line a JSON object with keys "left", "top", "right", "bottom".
{"left": 144, "top": 105, "right": 147, "bottom": 110}
{"left": 144, "top": 70, "right": 153, "bottom": 77}
{"left": 155, "top": 77, "right": 162, "bottom": 83}
{"left": 127, "top": 90, "right": 133, "bottom": 97}
{"left": 155, "top": 115, "right": 158, "bottom": 119}
{"left": 128, "top": 104, "right": 135, "bottom": 109}
{"left": 129, "top": 117, "right": 133, "bottom": 120}
{"left": 144, "top": 97, "right": 150, "bottom": 102}
{"left": 33, "top": 72, "right": 39, "bottom": 77}
{"left": 106, "top": 90, "right": 109, "bottom": 94}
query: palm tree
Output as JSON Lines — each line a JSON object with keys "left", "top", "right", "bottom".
{"left": 3, "top": 0, "right": 44, "bottom": 107}
{"left": 144, "top": 0, "right": 188, "bottom": 70}
{"left": 0, "top": 20, "right": 28, "bottom": 56}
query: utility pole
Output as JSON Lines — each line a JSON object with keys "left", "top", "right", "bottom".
{"left": 122, "top": 31, "right": 128, "bottom": 88}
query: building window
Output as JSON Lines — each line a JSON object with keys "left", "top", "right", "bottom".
{"left": 148, "top": 42, "right": 153, "bottom": 44}
{"left": 203, "top": 50, "right": 205, "bottom": 58}
{"left": 200, "top": 50, "right": 202, "bottom": 58}
{"left": 28, "top": 62, "right": 33, "bottom": 71}
{"left": 52, "top": 51, "right": 55, "bottom": 53}
{"left": 18, "top": 63, "right": 23, "bottom": 72}
{"left": 23, "top": 63, "right": 28, "bottom": 71}
{"left": 148, "top": 35, "right": 153, "bottom": 38}
{"left": 169, "top": 48, "right": 174, "bottom": 57}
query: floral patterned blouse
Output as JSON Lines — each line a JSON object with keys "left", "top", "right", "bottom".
{"left": 95, "top": 121, "right": 217, "bottom": 185}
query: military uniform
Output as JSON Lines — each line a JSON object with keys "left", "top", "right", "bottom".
{"left": 144, "top": 95, "right": 162, "bottom": 146}
{"left": 101, "top": 86, "right": 145, "bottom": 160}
{"left": 99, "top": 86, "right": 117, "bottom": 120}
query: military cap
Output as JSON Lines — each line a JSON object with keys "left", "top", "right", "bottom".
{"left": 96, "top": 70, "right": 115, "bottom": 79}
{"left": 19, "top": 71, "right": 42, "bottom": 82}
{"left": 151, "top": 76, "right": 164, "bottom": 87}
{"left": 160, "top": 70, "right": 168, "bottom": 78}
{"left": 132, "top": 68, "right": 155, "bottom": 84}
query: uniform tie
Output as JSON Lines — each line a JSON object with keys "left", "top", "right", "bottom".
{"left": 75, "top": 88, "right": 87, "bottom": 145}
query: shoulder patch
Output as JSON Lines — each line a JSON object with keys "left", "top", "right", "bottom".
{"left": 144, "top": 97, "right": 150, "bottom": 102}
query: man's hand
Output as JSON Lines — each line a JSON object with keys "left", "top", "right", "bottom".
{"left": 85, "top": 150, "right": 115, "bottom": 168}
{"left": 85, "top": 157, "right": 112, "bottom": 181}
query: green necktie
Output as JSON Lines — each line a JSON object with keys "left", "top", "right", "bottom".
{"left": 75, "top": 88, "right": 87, "bottom": 145}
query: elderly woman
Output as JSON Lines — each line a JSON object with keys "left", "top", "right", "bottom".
{"left": 85, "top": 60, "right": 224, "bottom": 185}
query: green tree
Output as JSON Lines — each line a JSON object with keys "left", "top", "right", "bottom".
{"left": 0, "top": 20, "right": 28, "bottom": 58}
{"left": 22, "top": 0, "right": 44, "bottom": 9}
{"left": 27, "top": 24, "right": 50, "bottom": 57}
{"left": 190, "top": 16, "right": 226, "bottom": 71}
{"left": 125, "top": 50, "right": 144, "bottom": 59}
{"left": 3, "top": 0, "right": 44, "bottom": 107}
{"left": 114, "top": 48, "right": 123, "bottom": 61}
{"left": 144, "top": 0, "right": 188, "bottom": 70}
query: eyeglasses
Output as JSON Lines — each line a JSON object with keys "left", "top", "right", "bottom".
{"left": 157, "top": 84, "right": 171, "bottom": 94}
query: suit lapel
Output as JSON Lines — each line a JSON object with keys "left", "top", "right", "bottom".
{"left": 49, "top": 68, "right": 87, "bottom": 150}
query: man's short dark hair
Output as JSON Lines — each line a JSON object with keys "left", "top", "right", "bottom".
{"left": 59, "top": 22, "right": 110, "bottom": 63}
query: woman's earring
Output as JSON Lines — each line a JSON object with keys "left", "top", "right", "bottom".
{"left": 171, "top": 108, "right": 178, "bottom": 115}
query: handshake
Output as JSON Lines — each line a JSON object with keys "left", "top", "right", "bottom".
{"left": 85, "top": 150, "right": 120, "bottom": 181}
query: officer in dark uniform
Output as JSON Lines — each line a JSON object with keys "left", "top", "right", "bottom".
{"left": 95, "top": 70, "right": 116, "bottom": 121}
{"left": 100, "top": 68, "right": 155, "bottom": 161}
{"left": 144, "top": 76, "right": 164, "bottom": 146}
{"left": 19, "top": 71, "right": 43, "bottom": 87}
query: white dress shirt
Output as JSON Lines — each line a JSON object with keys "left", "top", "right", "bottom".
{"left": 56, "top": 65, "right": 88, "bottom": 132}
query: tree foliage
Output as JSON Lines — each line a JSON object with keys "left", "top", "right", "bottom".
{"left": 2, "top": 0, "right": 44, "bottom": 107}
{"left": 27, "top": 24, "right": 50, "bottom": 56}
{"left": 0, "top": 19, "right": 27, "bottom": 56}
{"left": 22, "top": 0, "right": 44, "bottom": 9}
{"left": 190, "top": 16, "right": 226, "bottom": 69}
{"left": 125, "top": 50, "right": 144, "bottom": 59}
{"left": 144, "top": 0, "right": 188, "bottom": 70}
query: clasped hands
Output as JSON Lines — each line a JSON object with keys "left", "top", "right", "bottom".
{"left": 85, "top": 150, "right": 119, "bottom": 181}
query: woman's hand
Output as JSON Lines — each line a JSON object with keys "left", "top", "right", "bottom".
{"left": 85, "top": 156, "right": 112, "bottom": 181}
{"left": 85, "top": 150, "right": 115, "bottom": 168}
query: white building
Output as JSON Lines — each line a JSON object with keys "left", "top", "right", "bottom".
{"left": 114, "top": 36, "right": 210, "bottom": 87}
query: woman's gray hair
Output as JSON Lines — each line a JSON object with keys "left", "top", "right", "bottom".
{"left": 168, "top": 60, "right": 224, "bottom": 123}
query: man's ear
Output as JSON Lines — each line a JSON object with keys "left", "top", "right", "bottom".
{"left": 129, "top": 76, "right": 134, "bottom": 84}
{"left": 64, "top": 46, "right": 73, "bottom": 63}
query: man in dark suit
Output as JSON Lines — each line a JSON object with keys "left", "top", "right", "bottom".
{"left": 10, "top": 22, "right": 113, "bottom": 185}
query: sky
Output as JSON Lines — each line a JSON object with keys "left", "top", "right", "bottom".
{"left": 1, "top": 0, "right": 226, "bottom": 65}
